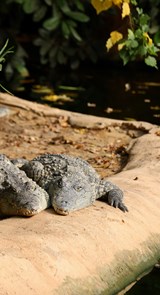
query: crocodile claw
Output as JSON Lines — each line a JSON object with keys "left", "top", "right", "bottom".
{"left": 108, "top": 189, "right": 128, "bottom": 212}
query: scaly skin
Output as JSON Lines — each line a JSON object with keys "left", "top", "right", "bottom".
{"left": 0, "top": 154, "right": 50, "bottom": 216}
{"left": 19, "top": 154, "right": 128, "bottom": 215}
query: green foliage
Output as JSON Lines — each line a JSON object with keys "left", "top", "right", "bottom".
{"left": 0, "top": 0, "right": 160, "bottom": 73}
{"left": 119, "top": 5, "right": 160, "bottom": 68}
{"left": 145, "top": 55, "right": 158, "bottom": 67}
{"left": 0, "top": 39, "right": 14, "bottom": 72}
{"left": 32, "top": 0, "right": 98, "bottom": 69}
{"left": 4, "top": 0, "right": 98, "bottom": 70}
{"left": 5, "top": 44, "right": 29, "bottom": 77}
{"left": 0, "top": 39, "right": 14, "bottom": 94}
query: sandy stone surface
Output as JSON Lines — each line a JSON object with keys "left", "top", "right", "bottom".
{"left": 0, "top": 93, "right": 160, "bottom": 295}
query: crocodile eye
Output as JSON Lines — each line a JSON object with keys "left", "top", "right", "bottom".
{"left": 74, "top": 185, "right": 83, "bottom": 191}
{"left": 57, "top": 179, "right": 63, "bottom": 188}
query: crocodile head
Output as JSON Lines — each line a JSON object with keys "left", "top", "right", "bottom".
{"left": 48, "top": 171, "right": 98, "bottom": 215}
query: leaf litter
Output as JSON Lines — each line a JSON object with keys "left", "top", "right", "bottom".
{"left": 0, "top": 108, "right": 133, "bottom": 178}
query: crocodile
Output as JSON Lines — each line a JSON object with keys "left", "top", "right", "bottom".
{"left": 0, "top": 154, "right": 50, "bottom": 216}
{"left": 14, "top": 153, "right": 128, "bottom": 215}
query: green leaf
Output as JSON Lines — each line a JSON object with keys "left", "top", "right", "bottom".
{"left": 139, "top": 14, "right": 150, "bottom": 27}
{"left": 0, "top": 39, "right": 9, "bottom": 56}
{"left": 145, "top": 56, "right": 158, "bottom": 68}
{"left": 64, "top": 11, "right": 89, "bottom": 22}
{"left": 49, "top": 46, "right": 58, "bottom": 59}
{"left": 75, "top": 0, "right": 85, "bottom": 11}
{"left": 0, "top": 57, "right": 5, "bottom": 63}
{"left": 147, "top": 44, "right": 159, "bottom": 56}
{"left": 33, "top": 38, "right": 43, "bottom": 46}
{"left": 128, "top": 29, "right": 135, "bottom": 40}
{"left": 0, "top": 39, "right": 14, "bottom": 66}
{"left": 130, "top": 40, "right": 139, "bottom": 48}
{"left": 57, "top": 0, "right": 70, "bottom": 13}
{"left": 154, "top": 30, "right": 160, "bottom": 46}
{"left": 44, "top": 0, "right": 52, "bottom": 5}
{"left": 141, "top": 24, "right": 149, "bottom": 32}
{"left": 33, "top": 5, "right": 47, "bottom": 22}
{"left": 40, "top": 42, "right": 53, "bottom": 56}
{"left": 61, "top": 21, "right": 70, "bottom": 39}
{"left": 23, "top": 0, "right": 40, "bottom": 14}
{"left": 43, "top": 17, "right": 60, "bottom": 31}
{"left": 57, "top": 51, "right": 67, "bottom": 64}
{"left": 39, "top": 28, "right": 50, "bottom": 38}
{"left": 14, "top": 63, "right": 29, "bottom": 77}
{"left": 0, "top": 83, "right": 13, "bottom": 95}
{"left": 136, "top": 7, "right": 143, "bottom": 15}
{"left": 131, "top": 0, "right": 137, "bottom": 5}
{"left": 66, "top": 19, "right": 77, "bottom": 28}
{"left": 119, "top": 50, "right": 130, "bottom": 65}
{"left": 135, "top": 28, "right": 142, "bottom": 39}
{"left": 138, "top": 45, "right": 147, "bottom": 56}
{"left": 69, "top": 26, "right": 82, "bottom": 42}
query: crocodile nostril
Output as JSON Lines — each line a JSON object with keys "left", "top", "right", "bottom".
{"left": 61, "top": 200, "right": 68, "bottom": 205}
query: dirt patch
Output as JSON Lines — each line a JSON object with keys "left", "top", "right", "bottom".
{"left": 0, "top": 105, "right": 133, "bottom": 178}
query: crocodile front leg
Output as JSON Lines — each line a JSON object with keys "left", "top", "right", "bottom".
{"left": 98, "top": 180, "right": 128, "bottom": 212}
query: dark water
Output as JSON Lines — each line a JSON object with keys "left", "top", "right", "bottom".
{"left": 126, "top": 267, "right": 160, "bottom": 295}
{"left": 10, "top": 63, "right": 160, "bottom": 126}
